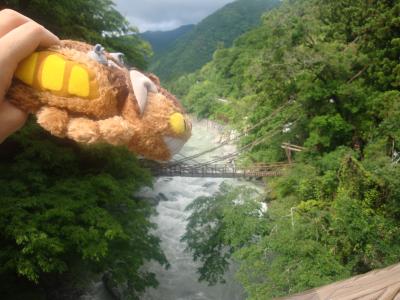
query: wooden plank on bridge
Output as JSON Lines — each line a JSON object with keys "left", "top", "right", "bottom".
{"left": 278, "top": 263, "right": 400, "bottom": 300}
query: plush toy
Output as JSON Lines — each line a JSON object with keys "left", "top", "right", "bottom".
{"left": 6, "top": 40, "right": 192, "bottom": 161}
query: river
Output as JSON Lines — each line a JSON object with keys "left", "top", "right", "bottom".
{"left": 85, "top": 119, "right": 249, "bottom": 300}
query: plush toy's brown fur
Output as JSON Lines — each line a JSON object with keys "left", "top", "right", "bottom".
{"left": 6, "top": 40, "right": 191, "bottom": 161}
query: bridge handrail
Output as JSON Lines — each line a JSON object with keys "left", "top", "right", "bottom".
{"left": 170, "top": 102, "right": 295, "bottom": 165}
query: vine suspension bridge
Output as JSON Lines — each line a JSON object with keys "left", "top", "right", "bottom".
{"left": 143, "top": 160, "right": 292, "bottom": 178}
{"left": 140, "top": 103, "right": 305, "bottom": 178}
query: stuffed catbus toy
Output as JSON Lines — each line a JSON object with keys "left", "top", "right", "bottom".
{"left": 6, "top": 40, "right": 192, "bottom": 161}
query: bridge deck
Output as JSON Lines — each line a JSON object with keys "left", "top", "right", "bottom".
{"left": 153, "top": 170, "right": 283, "bottom": 178}
{"left": 142, "top": 162, "right": 291, "bottom": 178}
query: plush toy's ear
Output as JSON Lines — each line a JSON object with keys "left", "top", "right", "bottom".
{"left": 129, "top": 70, "right": 158, "bottom": 115}
{"left": 87, "top": 44, "right": 108, "bottom": 65}
{"left": 109, "top": 52, "right": 125, "bottom": 66}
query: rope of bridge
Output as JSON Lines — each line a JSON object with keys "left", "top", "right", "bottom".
{"left": 171, "top": 102, "right": 294, "bottom": 165}
{"left": 190, "top": 115, "right": 299, "bottom": 168}
{"left": 173, "top": 153, "right": 201, "bottom": 165}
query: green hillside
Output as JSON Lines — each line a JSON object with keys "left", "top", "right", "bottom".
{"left": 178, "top": 0, "right": 400, "bottom": 298}
{"left": 140, "top": 24, "right": 195, "bottom": 54}
{"left": 150, "top": 0, "right": 280, "bottom": 82}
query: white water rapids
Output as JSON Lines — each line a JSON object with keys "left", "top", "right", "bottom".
{"left": 85, "top": 119, "right": 252, "bottom": 300}
{"left": 141, "top": 119, "right": 245, "bottom": 300}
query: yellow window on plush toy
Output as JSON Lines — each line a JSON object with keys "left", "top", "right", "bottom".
{"left": 15, "top": 52, "right": 39, "bottom": 86}
{"left": 41, "top": 54, "right": 65, "bottom": 91}
{"left": 68, "top": 65, "right": 90, "bottom": 97}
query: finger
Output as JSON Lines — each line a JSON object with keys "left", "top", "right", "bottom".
{"left": 0, "top": 20, "right": 59, "bottom": 65}
{"left": 0, "top": 21, "right": 59, "bottom": 99}
{"left": 0, "top": 9, "right": 32, "bottom": 38}
{"left": 0, "top": 101, "right": 27, "bottom": 143}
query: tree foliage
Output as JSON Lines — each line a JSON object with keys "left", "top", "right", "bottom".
{"left": 182, "top": 183, "right": 265, "bottom": 285}
{"left": 0, "top": 1, "right": 165, "bottom": 299}
{"left": 175, "top": 0, "right": 400, "bottom": 161}
{"left": 182, "top": 0, "right": 400, "bottom": 298}
{"left": 0, "top": 0, "right": 152, "bottom": 68}
{"left": 0, "top": 122, "right": 168, "bottom": 299}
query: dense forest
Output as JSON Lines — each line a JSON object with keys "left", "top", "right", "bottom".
{"left": 0, "top": 1, "right": 167, "bottom": 299}
{"left": 177, "top": 0, "right": 400, "bottom": 298}
{"left": 149, "top": 0, "right": 280, "bottom": 82}
{"left": 1, "top": 0, "right": 399, "bottom": 299}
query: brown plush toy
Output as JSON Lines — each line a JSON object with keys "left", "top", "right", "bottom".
{"left": 6, "top": 40, "right": 192, "bottom": 161}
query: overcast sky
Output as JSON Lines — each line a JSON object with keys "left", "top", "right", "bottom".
{"left": 114, "top": 0, "right": 235, "bottom": 32}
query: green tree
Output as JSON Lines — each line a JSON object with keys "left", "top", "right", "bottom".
{"left": 0, "top": 123, "right": 168, "bottom": 299}
{"left": 182, "top": 183, "right": 266, "bottom": 285}
{"left": 182, "top": 0, "right": 400, "bottom": 298}
{"left": 0, "top": 0, "right": 152, "bottom": 68}
{"left": 0, "top": 0, "right": 165, "bottom": 298}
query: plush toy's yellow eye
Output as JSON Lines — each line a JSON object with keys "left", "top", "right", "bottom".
{"left": 169, "top": 113, "right": 186, "bottom": 135}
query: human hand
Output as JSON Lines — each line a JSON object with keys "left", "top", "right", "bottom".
{"left": 0, "top": 9, "right": 59, "bottom": 143}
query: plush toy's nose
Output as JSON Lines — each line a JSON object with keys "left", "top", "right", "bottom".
{"left": 169, "top": 112, "right": 191, "bottom": 136}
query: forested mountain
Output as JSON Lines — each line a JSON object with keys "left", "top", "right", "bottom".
{"left": 140, "top": 24, "right": 195, "bottom": 54}
{"left": 150, "top": 0, "right": 280, "bottom": 82}
{"left": 0, "top": 1, "right": 166, "bottom": 299}
{"left": 180, "top": 0, "right": 400, "bottom": 298}
{"left": 1, "top": 0, "right": 399, "bottom": 299}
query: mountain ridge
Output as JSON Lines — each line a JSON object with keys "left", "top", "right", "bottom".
{"left": 140, "top": 24, "right": 195, "bottom": 54}
{"left": 148, "top": 0, "right": 280, "bottom": 82}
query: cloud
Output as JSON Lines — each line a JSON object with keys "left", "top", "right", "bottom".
{"left": 114, "top": 0, "right": 234, "bottom": 32}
